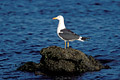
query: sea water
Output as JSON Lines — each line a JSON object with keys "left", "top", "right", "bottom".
{"left": 0, "top": 0, "right": 120, "bottom": 80}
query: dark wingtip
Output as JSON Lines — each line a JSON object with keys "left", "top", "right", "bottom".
{"left": 81, "top": 37, "right": 90, "bottom": 41}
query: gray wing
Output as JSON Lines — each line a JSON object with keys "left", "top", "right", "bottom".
{"left": 59, "top": 29, "right": 79, "bottom": 40}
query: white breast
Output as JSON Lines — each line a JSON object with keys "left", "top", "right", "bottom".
{"left": 57, "top": 18, "right": 66, "bottom": 34}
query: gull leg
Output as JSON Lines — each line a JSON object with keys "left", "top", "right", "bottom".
{"left": 67, "top": 41, "right": 69, "bottom": 48}
{"left": 65, "top": 41, "right": 66, "bottom": 49}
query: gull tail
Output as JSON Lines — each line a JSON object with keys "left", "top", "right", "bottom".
{"left": 78, "top": 37, "right": 90, "bottom": 42}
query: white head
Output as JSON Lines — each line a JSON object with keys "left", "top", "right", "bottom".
{"left": 53, "top": 15, "right": 66, "bottom": 33}
{"left": 52, "top": 15, "right": 64, "bottom": 21}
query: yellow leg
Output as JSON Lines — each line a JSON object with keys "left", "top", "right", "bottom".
{"left": 67, "top": 41, "right": 69, "bottom": 48}
{"left": 65, "top": 41, "right": 66, "bottom": 49}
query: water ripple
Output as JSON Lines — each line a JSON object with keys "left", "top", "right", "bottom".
{"left": 0, "top": 0, "right": 120, "bottom": 80}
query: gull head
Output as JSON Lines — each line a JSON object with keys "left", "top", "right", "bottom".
{"left": 52, "top": 15, "right": 64, "bottom": 21}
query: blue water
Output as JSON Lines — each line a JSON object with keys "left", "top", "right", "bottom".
{"left": 0, "top": 0, "right": 120, "bottom": 80}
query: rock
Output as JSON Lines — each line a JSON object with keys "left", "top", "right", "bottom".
{"left": 39, "top": 46, "right": 107, "bottom": 75}
{"left": 17, "top": 62, "right": 40, "bottom": 72}
{"left": 17, "top": 46, "right": 110, "bottom": 75}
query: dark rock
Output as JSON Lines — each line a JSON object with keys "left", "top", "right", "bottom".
{"left": 39, "top": 46, "right": 109, "bottom": 75}
{"left": 17, "top": 62, "right": 40, "bottom": 72}
{"left": 17, "top": 46, "right": 110, "bottom": 75}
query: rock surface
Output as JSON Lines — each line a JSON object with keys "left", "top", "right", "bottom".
{"left": 17, "top": 46, "right": 110, "bottom": 75}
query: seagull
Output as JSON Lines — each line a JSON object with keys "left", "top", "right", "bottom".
{"left": 53, "top": 15, "right": 89, "bottom": 49}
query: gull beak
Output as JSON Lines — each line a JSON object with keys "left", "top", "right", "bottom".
{"left": 52, "top": 17, "right": 57, "bottom": 20}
